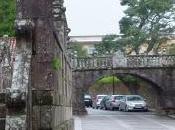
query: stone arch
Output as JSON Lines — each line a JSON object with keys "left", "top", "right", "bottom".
{"left": 72, "top": 69, "right": 166, "bottom": 115}
{"left": 74, "top": 69, "right": 164, "bottom": 91}
{"left": 114, "top": 73, "right": 164, "bottom": 109}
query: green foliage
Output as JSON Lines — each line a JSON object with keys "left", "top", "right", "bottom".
{"left": 51, "top": 57, "right": 62, "bottom": 70}
{"left": 70, "top": 43, "right": 87, "bottom": 57}
{"left": 122, "top": 75, "right": 138, "bottom": 85}
{"left": 120, "top": 0, "right": 175, "bottom": 54}
{"left": 0, "top": 0, "right": 16, "bottom": 36}
{"left": 95, "top": 35, "right": 122, "bottom": 55}
{"left": 97, "top": 76, "right": 121, "bottom": 85}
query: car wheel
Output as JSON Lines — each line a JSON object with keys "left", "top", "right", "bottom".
{"left": 118, "top": 106, "right": 121, "bottom": 111}
{"left": 144, "top": 109, "right": 148, "bottom": 112}
{"left": 104, "top": 106, "right": 107, "bottom": 110}
{"left": 112, "top": 107, "right": 115, "bottom": 111}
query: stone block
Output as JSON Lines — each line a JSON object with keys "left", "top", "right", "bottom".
{"left": 0, "top": 105, "right": 6, "bottom": 118}
{"left": 0, "top": 118, "right": 5, "bottom": 130}
{"left": 32, "top": 90, "right": 53, "bottom": 105}
{"left": 0, "top": 93, "right": 5, "bottom": 104}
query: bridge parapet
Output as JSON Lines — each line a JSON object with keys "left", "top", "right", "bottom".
{"left": 72, "top": 56, "right": 113, "bottom": 70}
{"left": 72, "top": 55, "right": 175, "bottom": 70}
{"left": 127, "top": 55, "right": 175, "bottom": 68}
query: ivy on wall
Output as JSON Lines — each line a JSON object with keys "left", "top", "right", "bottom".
{"left": 51, "top": 57, "right": 62, "bottom": 70}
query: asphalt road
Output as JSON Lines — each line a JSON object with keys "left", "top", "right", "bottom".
{"left": 74, "top": 108, "right": 175, "bottom": 130}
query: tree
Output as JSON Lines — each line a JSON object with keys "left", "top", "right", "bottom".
{"left": 96, "top": 76, "right": 121, "bottom": 85}
{"left": 95, "top": 35, "right": 122, "bottom": 55}
{"left": 119, "top": 75, "right": 140, "bottom": 94}
{"left": 120, "top": 0, "right": 175, "bottom": 54}
{"left": 95, "top": 76, "right": 121, "bottom": 94}
{"left": 0, "top": 0, "right": 16, "bottom": 36}
{"left": 69, "top": 43, "right": 87, "bottom": 57}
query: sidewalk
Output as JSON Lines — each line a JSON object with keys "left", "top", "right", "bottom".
{"left": 74, "top": 116, "right": 82, "bottom": 130}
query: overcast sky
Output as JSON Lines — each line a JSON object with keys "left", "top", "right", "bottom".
{"left": 65, "top": 0, "right": 125, "bottom": 36}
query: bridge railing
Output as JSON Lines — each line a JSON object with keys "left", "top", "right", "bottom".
{"left": 72, "top": 56, "right": 113, "bottom": 70}
{"left": 72, "top": 55, "right": 175, "bottom": 70}
{"left": 127, "top": 55, "right": 175, "bottom": 67}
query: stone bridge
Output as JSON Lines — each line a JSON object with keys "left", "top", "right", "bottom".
{"left": 72, "top": 54, "right": 175, "bottom": 115}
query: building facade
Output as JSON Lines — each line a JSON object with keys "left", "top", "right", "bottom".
{"left": 70, "top": 35, "right": 175, "bottom": 55}
{"left": 70, "top": 35, "right": 104, "bottom": 55}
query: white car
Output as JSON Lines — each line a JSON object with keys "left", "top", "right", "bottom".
{"left": 92, "top": 95, "right": 107, "bottom": 109}
{"left": 119, "top": 95, "right": 148, "bottom": 112}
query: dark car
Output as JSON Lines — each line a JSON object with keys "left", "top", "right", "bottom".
{"left": 84, "top": 95, "right": 92, "bottom": 107}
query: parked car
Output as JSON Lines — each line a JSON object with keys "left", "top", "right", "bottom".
{"left": 105, "top": 95, "right": 125, "bottom": 110}
{"left": 84, "top": 94, "right": 92, "bottom": 107}
{"left": 100, "top": 95, "right": 110, "bottom": 109}
{"left": 92, "top": 95, "right": 107, "bottom": 109}
{"left": 119, "top": 95, "right": 148, "bottom": 112}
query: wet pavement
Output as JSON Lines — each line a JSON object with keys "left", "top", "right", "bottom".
{"left": 74, "top": 108, "right": 175, "bottom": 130}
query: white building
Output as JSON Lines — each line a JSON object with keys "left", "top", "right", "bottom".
{"left": 69, "top": 35, "right": 104, "bottom": 55}
{"left": 69, "top": 35, "right": 175, "bottom": 55}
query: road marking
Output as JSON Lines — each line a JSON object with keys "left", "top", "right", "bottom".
{"left": 74, "top": 116, "right": 83, "bottom": 130}
{"left": 106, "top": 116, "right": 133, "bottom": 130}
{"left": 138, "top": 115, "right": 175, "bottom": 130}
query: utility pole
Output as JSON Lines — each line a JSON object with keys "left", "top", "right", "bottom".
{"left": 112, "top": 58, "right": 115, "bottom": 95}
{"left": 112, "top": 74, "right": 115, "bottom": 95}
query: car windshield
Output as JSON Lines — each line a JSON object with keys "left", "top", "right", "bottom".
{"left": 127, "top": 96, "right": 143, "bottom": 101}
{"left": 97, "top": 96, "right": 105, "bottom": 99}
{"left": 13, "top": 90, "right": 20, "bottom": 93}
{"left": 114, "top": 96, "right": 124, "bottom": 100}
{"left": 84, "top": 95, "right": 91, "bottom": 99}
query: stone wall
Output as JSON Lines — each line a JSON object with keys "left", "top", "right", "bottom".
{"left": 22, "top": 0, "right": 73, "bottom": 129}
{"left": 0, "top": 0, "right": 73, "bottom": 129}
{"left": 0, "top": 37, "right": 15, "bottom": 92}
{"left": 31, "top": 19, "right": 73, "bottom": 129}
{"left": 0, "top": 37, "right": 16, "bottom": 130}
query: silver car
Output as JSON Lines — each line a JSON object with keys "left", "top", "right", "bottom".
{"left": 92, "top": 95, "right": 107, "bottom": 109}
{"left": 119, "top": 95, "right": 148, "bottom": 112}
{"left": 105, "top": 95, "right": 125, "bottom": 110}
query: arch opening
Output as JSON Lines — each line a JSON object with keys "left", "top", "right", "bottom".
{"left": 79, "top": 72, "right": 164, "bottom": 114}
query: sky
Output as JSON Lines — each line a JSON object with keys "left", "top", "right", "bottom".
{"left": 65, "top": 0, "right": 125, "bottom": 36}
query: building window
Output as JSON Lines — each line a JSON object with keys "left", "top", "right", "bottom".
{"left": 87, "top": 47, "right": 96, "bottom": 55}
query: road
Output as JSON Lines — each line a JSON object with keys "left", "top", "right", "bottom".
{"left": 74, "top": 108, "right": 175, "bottom": 130}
